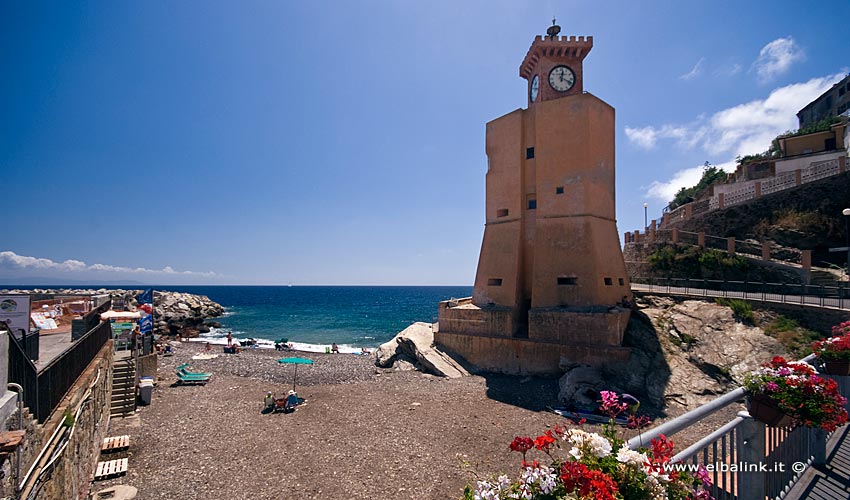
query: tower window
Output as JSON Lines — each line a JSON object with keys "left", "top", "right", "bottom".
{"left": 604, "top": 277, "right": 613, "bottom": 286}
{"left": 555, "top": 186, "right": 564, "bottom": 194}
{"left": 557, "top": 277, "right": 577, "bottom": 285}
{"left": 487, "top": 278, "right": 503, "bottom": 286}
{"left": 618, "top": 278, "right": 624, "bottom": 286}
{"left": 527, "top": 199, "right": 537, "bottom": 210}
{"left": 526, "top": 147, "right": 535, "bottom": 159}
{"left": 496, "top": 209, "right": 509, "bottom": 217}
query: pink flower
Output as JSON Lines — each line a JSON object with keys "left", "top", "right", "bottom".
{"left": 765, "top": 382, "right": 779, "bottom": 392}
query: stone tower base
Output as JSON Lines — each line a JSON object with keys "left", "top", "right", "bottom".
{"left": 435, "top": 298, "right": 631, "bottom": 375}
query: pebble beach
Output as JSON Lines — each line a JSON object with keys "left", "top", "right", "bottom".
{"left": 99, "top": 343, "right": 566, "bottom": 499}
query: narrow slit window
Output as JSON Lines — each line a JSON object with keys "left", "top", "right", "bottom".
{"left": 555, "top": 186, "right": 564, "bottom": 194}
{"left": 487, "top": 278, "right": 503, "bottom": 286}
{"left": 618, "top": 278, "right": 624, "bottom": 286}
{"left": 557, "top": 277, "right": 577, "bottom": 285}
{"left": 604, "top": 277, "right": 613, "bottom": 286}
{"left": 526, "top": 147, "right": 535, "bottom": 159}
{"left": 496, "top": 208, "right": 509, "bottom": 217}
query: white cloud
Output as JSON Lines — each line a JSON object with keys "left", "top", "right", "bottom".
{"left": 714, "top": 63, "right": 743, "bottom": 77}
{"left": 645, "top": 161, "right": 736, "bottom": 202}
{"left": 624, "top": 125, "right": 688, "bottom": 150}
{"left": 0, "top": 251, "right": 217, "bottom": 277}
{"left": 627, "top": 72, "right": 843, "bottom": 156}
{"left": 752, "top": 37, "right": 805, "bottom": 83}
{"left": 629, "top": 72, "right": 845, "bottom": 201}
{"left": 680, "top": 57, "right": 705, "bottom": 81}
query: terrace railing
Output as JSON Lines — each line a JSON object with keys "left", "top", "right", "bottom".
{"left": 630, "top": 277, "right": 850, "bottom": 310}
{"left": 7, "top": 320, "right": 112, "bottom": 423}
{"left": 626, "top": 355, "right": 836, "bottom": 500}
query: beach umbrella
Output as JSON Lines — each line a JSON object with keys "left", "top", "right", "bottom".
{"left": 277, "top": 357, "right": 314, "bottom": 391}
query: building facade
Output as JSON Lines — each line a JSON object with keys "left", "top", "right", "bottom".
{"left": 435, "top": 26, "right": 632, "bottom": 375}
{"left": 797, "top": 73, "right": 850, "bottom": 129}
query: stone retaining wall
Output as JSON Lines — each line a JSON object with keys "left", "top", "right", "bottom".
{"left": 18, "top": 341, "right": 113, "bottom": 500}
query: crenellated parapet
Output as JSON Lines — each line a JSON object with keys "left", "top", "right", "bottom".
{"left": 519, "top": 35, "right": 593, "bottom": 79}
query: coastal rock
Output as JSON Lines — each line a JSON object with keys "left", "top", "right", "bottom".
{"left": 558, "top": 366, "right": 605, "bottom": 408}
{"left": 560, "top": 297, "right": 788, "bottom": 411}
{"left": 0, "top": 288, "right": 225, "bottom": 339}
{"left": 374, "top": 322, "right": 470, "bottom": 378}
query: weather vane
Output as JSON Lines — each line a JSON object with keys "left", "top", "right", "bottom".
{"left": 546, "top": 17, "right": 561, "bottom": 39}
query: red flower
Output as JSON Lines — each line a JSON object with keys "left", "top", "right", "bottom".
{"left": 560, "top": 462, "right": 591, "bottom": 492}
{"left": 650, "top": 434, "right": 675, "bottom": 464}
{"left": 509, "top": 436, "right": 534, "bottom": 459}
{"left": 534, "top": 434, "right": 556, "bottom": 453}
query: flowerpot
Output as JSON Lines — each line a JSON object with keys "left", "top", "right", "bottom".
{"left": 822, "top": 360, "right": 850, "bottom": 376}
{"left": 746, "top": 394, "right": 795, "bottom": 428}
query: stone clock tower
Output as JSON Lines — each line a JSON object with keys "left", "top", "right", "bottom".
{"left": 435, "top": 23, "right": 632, "bottom": 375}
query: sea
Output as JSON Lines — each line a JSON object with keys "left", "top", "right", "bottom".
{"left": 15, "top": 285, "right": 473, "bottom": 353}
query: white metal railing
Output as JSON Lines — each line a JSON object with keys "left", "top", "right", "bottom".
{"left": 626, "top": 355, "right": 840, "bottom": 500}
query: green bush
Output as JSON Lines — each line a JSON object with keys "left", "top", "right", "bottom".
{"left": 762, "top": 315, "right": 822, "bottom": 359}
{"left": 647, "top": 245, "right": 750, "bottom": 278}
{"left": 715, "top": 297, "right": 755, "bottom": 324}
{"left": 668, "top": 163, "right": 727, "bottom": 210}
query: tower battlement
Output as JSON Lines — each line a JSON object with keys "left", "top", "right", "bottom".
{"left": 520, "top": 35, "right": 593, "bottom": 79}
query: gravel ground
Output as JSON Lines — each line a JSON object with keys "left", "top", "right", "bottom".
{"left": 95, "top": 343, "right": 745, "bottom": 500}
{"left": 97, "top": 344, "right": 570, "bottom": 499}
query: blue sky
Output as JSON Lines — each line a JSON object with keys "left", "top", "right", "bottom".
{"left": 2, "top": 1, "right": 848, "bottom": 285}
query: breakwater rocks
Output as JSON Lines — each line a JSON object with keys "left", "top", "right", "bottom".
{"left": 0, "top": 288, "right": 224, "bottom": 338}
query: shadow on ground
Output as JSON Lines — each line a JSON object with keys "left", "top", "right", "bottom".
{"left": 481, "top": 374, "right": 561, "bottom": 412}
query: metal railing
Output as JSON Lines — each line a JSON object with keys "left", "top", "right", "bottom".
{"left": 630, "top": 277, "right": 850, "bottom": 310}
{"left": 7, "top": 320, "right": 112, "bottom": 423}
{"left": 11, "top": 330, "right": 39, "bottom": 362}
{"left": 627, "top": 355, "right": 833, "bottom": 500}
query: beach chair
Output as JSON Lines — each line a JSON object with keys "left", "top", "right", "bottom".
{"left": 174, "top": 363, "right": 212, "bottom": 384}
{"left": 175, "top": 371, "right": 211, "bottom": 385}
{"left": 176, "top": 363, "right": 212, "bottom": 377}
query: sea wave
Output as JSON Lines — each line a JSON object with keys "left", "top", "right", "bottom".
{"left": 187, "top": 330, "right": 369, "bottom": 354}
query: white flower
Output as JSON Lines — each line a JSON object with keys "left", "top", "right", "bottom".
{"left": 588, "top": 434, "right": 612, "bottom": 458}
{"left": 563, "top": 429, "right": 612, "bottom": 459}
{"left": 616, "top": 448, "right": 648, "bottom": 466}
{"left": 644, "top": 474, "right": 668, "bottom": 500}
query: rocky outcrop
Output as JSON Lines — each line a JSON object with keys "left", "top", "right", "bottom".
{"left": 557, "top": 296, "right": 788, "bottom": 412}
{"left": 0, "top": 288, "right": 224, "bottom": 338}
{"left": 152, "top": 292, "right": 224, "bottom": 337}
{"left": 375, "top": 322, "right": 469, "bottom": 378}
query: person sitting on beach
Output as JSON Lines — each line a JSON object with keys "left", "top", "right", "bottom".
{"left": 264, "top": 391, "right": 275, "bottom": 410}
{"left": 285, "top": 390, "right": 299, "bottom": 411}
{"left": 360, "top": 347, "right": 370, "bottom": 355}
{"left": 331, "top": 343, "right": 339, "bottom": 354}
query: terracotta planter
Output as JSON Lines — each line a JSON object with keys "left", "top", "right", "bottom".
{"left": 822, "top": 359, "right": 850, "bottom": 376}
{"left": 746, "top": 394, "right": 795, "bottom": 428}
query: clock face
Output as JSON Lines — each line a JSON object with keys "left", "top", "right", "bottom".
{"left": 548, "top": 65, "right": 575, "bottom": 92}
{"left": 530, "top": 75, "right": 539, "bottom": 102}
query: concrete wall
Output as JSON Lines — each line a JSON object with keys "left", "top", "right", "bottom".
{"left": 528, "top": 308, "right": 630, "bottom": 346}
{"left": 437, "top": 302, "right": 514, "bottom": 338}
{"left": 774, "top": 150, "right": 844, "bottom": 175}
{"left": 137, "top": 352, "right": 158, "bottom": 379}
{"left": 436, "top": 331, "right": 630, "bottom": 375}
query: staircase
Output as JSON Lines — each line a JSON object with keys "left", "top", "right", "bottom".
{"left": 809, "top": 267, "right": 847, "bottom": 287}
{"left": 110, "top": 357, "right": 136, "bottom": 418}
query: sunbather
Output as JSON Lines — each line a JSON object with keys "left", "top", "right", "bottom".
{"left": 285, "top": 390, "right": 299, "bottom": 411}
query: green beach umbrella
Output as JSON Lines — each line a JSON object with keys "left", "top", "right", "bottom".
{"left": 277, "top": 357, "right": 314, "bottom": 391}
